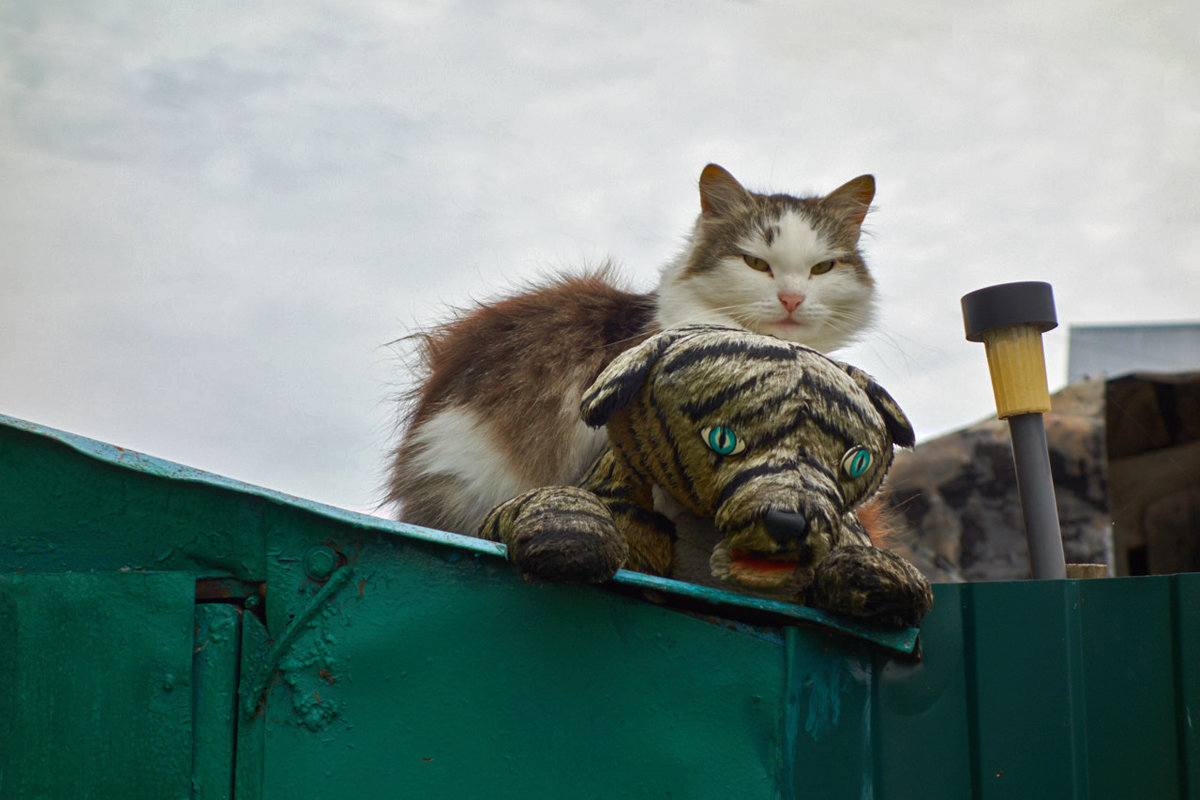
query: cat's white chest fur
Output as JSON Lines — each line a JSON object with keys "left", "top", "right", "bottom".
{"left": 406, "top": 404, "right": 610, "bottom": 534}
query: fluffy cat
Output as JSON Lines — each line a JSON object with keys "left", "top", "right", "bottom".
{"left": 388, "top": 164, "right": 878, "bottom": 534}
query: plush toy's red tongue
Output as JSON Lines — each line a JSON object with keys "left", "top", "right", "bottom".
{"left": 730, "top": 551, "right": 796, "bottom": 572}
{"left": 728, "top": 550, "right": 798, "bottom": 587}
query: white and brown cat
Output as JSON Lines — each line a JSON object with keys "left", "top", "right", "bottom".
{"left": 388, "top": 164, "right": 879, "bottom": 535}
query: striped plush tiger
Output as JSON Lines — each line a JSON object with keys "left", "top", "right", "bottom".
{"left": 478, "top": 325, "right": 932, "bottom": 628}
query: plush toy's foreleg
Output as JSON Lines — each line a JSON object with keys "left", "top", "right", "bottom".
{"left": 578, "top": 450, "right": 675, "bottom": 577}
{"left": 808, "top": 546, "right": 933, "bottom": 628}
{"left": 477, "top": 486, "right": 629, "bottom": 583}
{"left": 806, "top": 512, "right": 933, "bottom": 628}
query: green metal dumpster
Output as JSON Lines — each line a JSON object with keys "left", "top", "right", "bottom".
{"left": 1, "top": 413, "right": 1197, "bottom": 798}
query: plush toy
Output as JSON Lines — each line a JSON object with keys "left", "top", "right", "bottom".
{"left": 477, "top": 325, "right": 933, "bottom": 628}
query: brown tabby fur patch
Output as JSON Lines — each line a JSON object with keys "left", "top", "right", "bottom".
{"left": 389, "top": 268, "right": 655, "bottom": 527}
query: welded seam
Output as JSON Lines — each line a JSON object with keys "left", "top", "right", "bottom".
{"left": 238, "top": 566, "right": 355, "bottom": 718}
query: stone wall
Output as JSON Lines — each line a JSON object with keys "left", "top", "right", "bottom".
{"left": 884, "top": 379, "right": 1112, "bottom": 582}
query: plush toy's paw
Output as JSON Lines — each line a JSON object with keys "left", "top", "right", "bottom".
{"left": 479, "top": 486, "right": 629, "bottom": 584}
{"left": 807, "top": 545, "right": 933, "bottom": 629}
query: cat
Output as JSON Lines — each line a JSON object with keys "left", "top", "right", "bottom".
{"left": 387, "top": 164, "right": 878, "bottom": 535}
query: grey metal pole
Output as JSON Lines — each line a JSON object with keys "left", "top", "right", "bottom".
{"left": 962, "top": 281, "right": 1067, "bottom": 580}
{"left": 1007, "top": 413, "right": 1067, "bottom": 579}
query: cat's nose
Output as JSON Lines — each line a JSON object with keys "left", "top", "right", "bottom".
{"left": 778, "top": 293, "right": 805, "bottom": 313}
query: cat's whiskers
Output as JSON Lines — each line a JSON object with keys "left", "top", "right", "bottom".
{"left": 852, "top": 328, "right": 924, "bottom": 376}
{"left": 693, "top": 300, "right": 761, "bottom": 316}
{"left": 729, "top": 308, "right": 762, "bottom": 329}
{"left": 702, "top": 302, "right": 763, "bottom": 330}
{"left": 824, "top": 303, "right": 876, "bottom": 335}
{"left": 591, "top": 302, "right": 763, "bottom": 351}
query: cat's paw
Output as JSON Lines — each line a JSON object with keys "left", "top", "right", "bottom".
{"left": 480, "top": 486, "right": 629, "bottom": 584}
{"left": 806, "top": 545, "right": 933, "bottom": 629}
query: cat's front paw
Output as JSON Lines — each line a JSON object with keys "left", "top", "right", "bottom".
{"left": 479, "top": 486, "right": 629, "bottom": 584}
{"left": 806, "top": 545, "right": 933, "bottom": 629}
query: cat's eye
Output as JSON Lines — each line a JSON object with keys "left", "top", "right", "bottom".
{"left": 841, "top": 446, "right": 872, "bottom": 478}
{"left": 810, "top": 260, "right": 836, "bottom": 276}
{"left": 701, "top": 426, "right": 746, "bottom": 456}
{"left": 742, "top": 254, "right": 772, "bottom": 273}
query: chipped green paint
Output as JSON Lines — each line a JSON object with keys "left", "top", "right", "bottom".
{"left": 239, "top": 565, "right": 355, "bottom": 722}
{"left": 2, "top": 413, "right": 1199, "bottom": 799}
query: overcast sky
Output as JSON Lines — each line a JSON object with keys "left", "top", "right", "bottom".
{"left": 3, "top": 0, "right": 1197, "bottom": 515}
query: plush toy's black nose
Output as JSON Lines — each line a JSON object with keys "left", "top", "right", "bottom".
{"left": 763, "top": 510, "right": 808, "bottom": 544}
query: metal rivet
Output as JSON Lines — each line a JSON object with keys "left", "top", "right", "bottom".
{"left": 303, "top": 546, "right": 339, "bottom": 582}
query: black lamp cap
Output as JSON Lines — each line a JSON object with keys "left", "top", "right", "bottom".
{"left": 961, "top": 281, "right": 1058, "bottom": 342}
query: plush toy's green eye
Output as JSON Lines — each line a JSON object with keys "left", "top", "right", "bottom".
{"left": 702, "top": 426, "right": 745, "bottom": 455}
{"left": 841, "top": 447, "right": 872, "bottom": 478}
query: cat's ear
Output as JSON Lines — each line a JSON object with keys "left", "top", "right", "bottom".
{"left": 826, "top": 175, "right": 875, "bottom": 227}
{"left": 839, "top": 362, "right": 916, "bottom": 448}
{"left": 699, "top": 164, "right": 752, "bottom": 217}
{"left": 580, "top": 332, "right": 680, "bottom": 427}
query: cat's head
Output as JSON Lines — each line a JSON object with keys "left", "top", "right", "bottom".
{"left": 655, "top": 164, "right": 877, "bottom": 353}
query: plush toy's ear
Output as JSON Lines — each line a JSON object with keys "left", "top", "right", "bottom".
{"left": 581, "top": 331, "right": 681, "bottom": 427}
{"left": 841, "top": 364, "right": 916, "bottom": 448}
